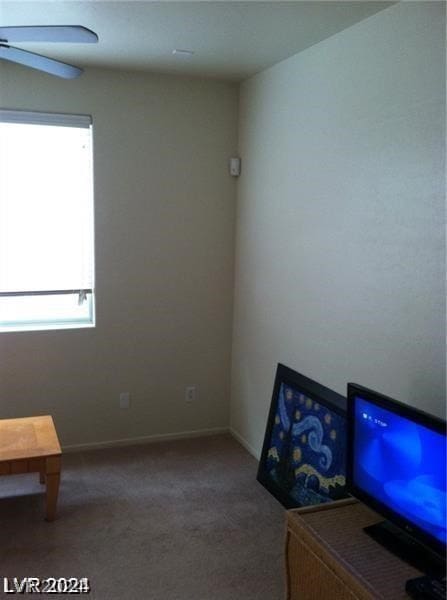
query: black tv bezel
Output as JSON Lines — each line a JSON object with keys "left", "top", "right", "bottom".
{"left": 347, "top": 383, "right": 447, "bottom": 559}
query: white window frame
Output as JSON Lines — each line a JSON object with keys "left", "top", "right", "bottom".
{"left": 0, "top": 109, "right": 95, "bottom": 333}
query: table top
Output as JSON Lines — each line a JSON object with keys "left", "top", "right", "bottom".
{"left": 0, "top": 415, "right": 61, "bottom": 462}
{"left": 288, "top": 498, "right": 422, "bottom": 599}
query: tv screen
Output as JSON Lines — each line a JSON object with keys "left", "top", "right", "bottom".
{"left": 347, "top": 384, "right": 446, "bottom": 566}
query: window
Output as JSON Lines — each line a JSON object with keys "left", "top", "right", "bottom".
{"left": 0, "top": 110, "right": 95, "bottom": 332}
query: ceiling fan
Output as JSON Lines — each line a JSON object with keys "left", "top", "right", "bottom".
{"left": 0, "top": 25, "right": 98, "bottom": 79}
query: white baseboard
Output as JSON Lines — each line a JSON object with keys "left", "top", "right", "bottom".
{"left": 229, "top": 427, "right": 260, "bottom": 460}
{"left": 62, "top": 426, "right": 230, "bottom": 453}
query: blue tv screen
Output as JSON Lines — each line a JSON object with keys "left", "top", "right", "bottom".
{"left": 352, "top": 395, "right": 446, "bottom": 547}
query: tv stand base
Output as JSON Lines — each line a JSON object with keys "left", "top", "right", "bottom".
{"left": 364, "top": 520, "right": 445, "bottom": 578}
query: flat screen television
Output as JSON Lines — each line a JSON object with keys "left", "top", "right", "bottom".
{"left": 347, "top": 383, "right": 446, "bottom": 576}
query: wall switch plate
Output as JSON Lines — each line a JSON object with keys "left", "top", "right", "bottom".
{"left": 185, "top": 386, "right": 196, "bottom": 403}
{"left": 119, "top": 392, "right": 131, "bottom": 409}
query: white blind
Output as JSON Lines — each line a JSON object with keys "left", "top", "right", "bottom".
{"left": 0, "top": 109, "right": 92, "bottom": 128}
{"left": 0, "top": 112, "right": 94, "bottom": 293}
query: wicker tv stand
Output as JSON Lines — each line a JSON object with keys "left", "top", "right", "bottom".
{"left": 285, "top": 498, "right": 422, "bottom": 599}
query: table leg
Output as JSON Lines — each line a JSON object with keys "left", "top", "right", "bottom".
{"left": 45, "top": 456, "right": 61, "bottom": 522}
{"left": 46, "top": 474, "right": 60, "bottom": 521}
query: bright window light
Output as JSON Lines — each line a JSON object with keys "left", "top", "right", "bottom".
{"left": 0, "top": 110, "right": 95, "bottom": 332}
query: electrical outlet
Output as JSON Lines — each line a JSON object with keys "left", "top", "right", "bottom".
{"left": 185, "top": 386, "right": 196, "bottom": 403}
{"left": 119, "top": 392, "right": 131, "bottom": 409}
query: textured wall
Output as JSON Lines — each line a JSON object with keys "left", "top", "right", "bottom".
{"left": 231, "top": 2, "right": 446, "bottom": 456}
{"left": 0, "top": 65, "right": 238, "bottom": 447}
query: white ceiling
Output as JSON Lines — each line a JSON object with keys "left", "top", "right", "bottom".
{"left": 0, "top": 1, "right": 394, "bottom": 81}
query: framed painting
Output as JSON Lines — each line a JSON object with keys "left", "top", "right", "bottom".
{"left": 257, "top": 363, "right": 349, "bottom": 509}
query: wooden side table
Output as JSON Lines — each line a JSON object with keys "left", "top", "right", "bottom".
{"left": 0, "top": 415, "right": 62, "bottom": 521}
{"left": 285, "top": 498, "right": 422, "bottom": 600}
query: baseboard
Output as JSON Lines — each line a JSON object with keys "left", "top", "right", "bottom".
{"left": 62, "top": 426, "right": 230, "bottom": 453}
{"left": 229, "top": 427, "right": 260, "bottom": 460}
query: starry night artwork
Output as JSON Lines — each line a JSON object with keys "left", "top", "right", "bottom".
{"left": 257, "top": 364, "right": 349, "bottom": 509}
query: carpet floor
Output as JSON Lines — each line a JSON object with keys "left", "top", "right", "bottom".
{"left": 0, "top": 434, "right": 285, "bottom": 599}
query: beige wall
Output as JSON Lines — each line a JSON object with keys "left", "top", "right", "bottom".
{"left": 1, "top": 3, "right": 445, "bottom": 454}
{"left": 231, "top": 2, "right": 446, "bottom": 457}
{"left": 0, "top": 65, "right": 238, "bottom": 447}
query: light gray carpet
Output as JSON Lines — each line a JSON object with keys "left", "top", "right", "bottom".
{"left": 0, "top": 434, "right": 285, "bottom": 599}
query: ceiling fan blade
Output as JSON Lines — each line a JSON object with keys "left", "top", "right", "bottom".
{"left": 0, "top": 25, "right": 98, "bottom": 44}
{"left": 0, "top": 44, "right": 83, "bottom": 78}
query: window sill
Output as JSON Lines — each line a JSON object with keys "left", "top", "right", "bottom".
{"left": 0, "top": 322, "right": 95, "bottom": 333}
